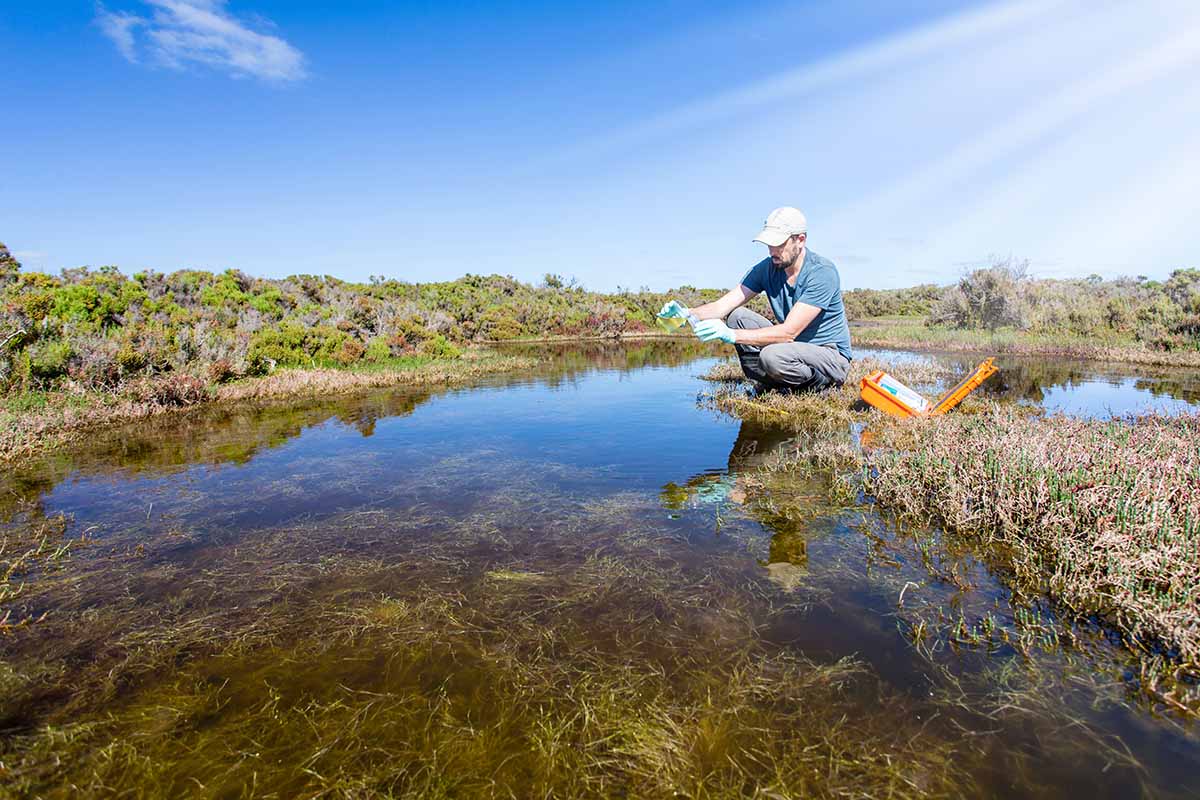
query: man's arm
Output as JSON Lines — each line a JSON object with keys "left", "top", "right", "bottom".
{"left": 731, "top": 301, "right": 820, "bottom": 346}
{"left": 690, "top": 285, "right": 757, "bottom": 321}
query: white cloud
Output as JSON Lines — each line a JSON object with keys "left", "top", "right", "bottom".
{"left": 96, "top": 0, "right": 306, "bottom": 82}
{"left": 96, "top": 6, "right": 143, "bottom": 61}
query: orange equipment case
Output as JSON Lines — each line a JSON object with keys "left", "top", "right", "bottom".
{"left": 860, "top": 358, "right": 997, "bottom": 419}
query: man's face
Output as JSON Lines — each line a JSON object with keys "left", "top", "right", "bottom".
{"left": 768, "top": 234, "right": 805, "bottom": 269}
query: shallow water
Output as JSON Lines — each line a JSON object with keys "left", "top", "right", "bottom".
{"left": 2, "top": 342, "right": 1199, "bottom": 798}
{"left": 858, "top": 345, "right": 1200, "bottom": 417}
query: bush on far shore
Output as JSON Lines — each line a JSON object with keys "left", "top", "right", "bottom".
{"left": 845, "top": 257, "right": 1200, "bottom": 352}
{"left": 0, "top": 243, "right": 725, "bottom": 397}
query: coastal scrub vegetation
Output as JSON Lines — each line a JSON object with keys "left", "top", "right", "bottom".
{"left": 0, "top": 243, "right": 721, "bottom": 399}
{"left": 0, "top": 242, "right": 724, "bottom": 460}
{"left": 5, "top": 242, "right": 1198, "bottom": 404}
{"left": 844, "top": 257, "right": 1200, "bottom": 357}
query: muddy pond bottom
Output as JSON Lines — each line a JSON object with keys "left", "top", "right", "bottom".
{"left": 2, "top": 341, "right": 1199, "bottom": 798}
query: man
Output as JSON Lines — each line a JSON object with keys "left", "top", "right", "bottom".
{"left": 660, "top": 206, "right": 852, "bottom": 392}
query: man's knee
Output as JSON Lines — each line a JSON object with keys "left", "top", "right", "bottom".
{"left": 760, "top": 344, "right": 810, "bottom": 383}
{"left": 727, "top": 306, "right": 762, "bottom": 330}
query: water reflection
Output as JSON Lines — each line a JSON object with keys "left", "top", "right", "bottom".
{"left": 932, "top": 351, "right": 1200, "bottom": 415}
{"left": 660, "top": 418, "right": 815, "bottom": 588}
{"left": 0, "top": 341, "right": 726, "bottom": 522}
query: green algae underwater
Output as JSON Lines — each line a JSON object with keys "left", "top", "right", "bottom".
{"left": 2, "top": 342, "right": 1200, "bottom": 798}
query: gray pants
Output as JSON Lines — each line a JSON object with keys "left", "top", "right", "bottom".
{"left": 727, "top": 307, "right": 850, "bottom": 392}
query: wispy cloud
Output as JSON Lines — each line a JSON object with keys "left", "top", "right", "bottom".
{"left": 96, "top": 0, "right": 306, "bottom": 82}
{"left": 532, "top": 0, "right": 1062, "bottom": 169}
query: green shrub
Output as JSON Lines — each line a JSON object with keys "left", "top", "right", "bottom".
{"left": 476, "top": 308, "right": 526, "bottom": 340}
{"left": 843, "top": 285, "right": 939, "bottom": 319}
{"left": 249, "top": 288, "right": 285, "bottom": 316}
{"left": 420, "top": 334, "right": 462, "bottom": 359}
{"left": 0, "top": 243, "right": 21, "bottom": 288}
{"left": 1165, "top": 268, "right": 1200, "bottom": 314}
{"left": 116, "top": 344, "right": 147, "bottom": 374}
{"left": 364, "top": 338, "right": 391, "bottom": 363}
{"left": 247, "top": 322, "right": 350, "bottom": 368}
{"left": 5, "top": 273, "right": 60, "bottom": 321}
{"left": 199, "top": 271, "right": 251, "bottom": 309}
{"left": 334, "top": 338, "right": 366, "bottom": 365}
{"left": 29, "top": 339, "right": 72, "bottom": 382}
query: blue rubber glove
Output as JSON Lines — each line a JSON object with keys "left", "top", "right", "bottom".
{"left": 658, "top": 300, "right": 687, "bottom": 318}
{"left": 694, "top": 319, "right": 736, "bottom": 344}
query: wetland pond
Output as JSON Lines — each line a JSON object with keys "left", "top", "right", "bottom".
{"left": 3, "top": 341, "right": 1200, "bottom": 798}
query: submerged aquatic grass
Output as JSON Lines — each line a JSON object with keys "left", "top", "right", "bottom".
{"left": 1, "top": 484, "right": 996, "bottom": 799}
{"left": 0, "top": 501, "right": 86, "bottom": 636}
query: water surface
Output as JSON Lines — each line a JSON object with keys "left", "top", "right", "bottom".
{"left": 2, "top": 342, "right": 1198, "bottom": 798}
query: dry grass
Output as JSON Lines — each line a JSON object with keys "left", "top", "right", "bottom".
{"left": 852, "top": 320, "right": 1200, "bottom": 369}
{"left": 696, "top": 359, "right": 745, "bottom": 383}
{"left": 703, "top": 356, "right": 951, "bottom": 439}
{"left": 213, "top": 351, "right": 528, "bottom": 402}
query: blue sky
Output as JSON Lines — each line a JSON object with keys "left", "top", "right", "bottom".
{"left": 2, "top": 0, "right": 1198, "bottom": 291}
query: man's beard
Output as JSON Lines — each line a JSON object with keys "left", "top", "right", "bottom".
{"left": 772, "top": 252, "right": 799, "bottom": 269}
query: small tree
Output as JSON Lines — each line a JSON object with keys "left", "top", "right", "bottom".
{"left": 1164, "top": 268, "right": 1200, "bottom": 314}
{"left": 930, "top": 257, "right": 1028, "bottom": 330}
{"left": 0, "top": 242, "right": 20, "bottom": 288}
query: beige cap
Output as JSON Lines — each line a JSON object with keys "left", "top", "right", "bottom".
{"left": 753, "top": 207, "right": 808, "bottom": 246}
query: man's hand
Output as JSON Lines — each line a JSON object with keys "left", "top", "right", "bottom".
{"left": 658, "top": 300, "right": 687, "bottom": 318}
{"left": 694, "top": 319, "right": 736, "bottom": 344}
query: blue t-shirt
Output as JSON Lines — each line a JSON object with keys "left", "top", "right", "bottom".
{"left": 740, "top": 249, "right": 853, "bottom": 361}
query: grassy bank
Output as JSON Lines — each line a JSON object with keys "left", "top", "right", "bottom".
{"left": 852, "top": 317, "right": 1200, "bottom": 368}
{"left": 0, "top": 349, "right": 535, "bottom": 465}
{"left": 844, "top": 260, "right": 1200, "bottom": 364}
{"left": 702, "top": 359, "right": 1200, "bottom": 714}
